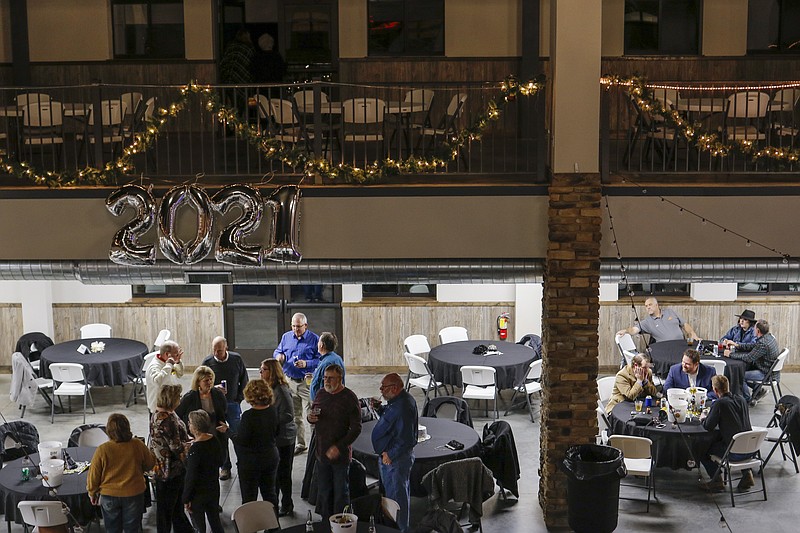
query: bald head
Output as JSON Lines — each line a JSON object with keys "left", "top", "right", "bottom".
{"left": 380, "top": 373, "right": 404, "bottom": 400}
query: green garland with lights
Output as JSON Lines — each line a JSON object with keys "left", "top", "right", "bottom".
{"left": 603, "top": 74, "right": 800, "bottom": 166}
{"left": 0, "top": 75, "right": 545, "bottom": 188}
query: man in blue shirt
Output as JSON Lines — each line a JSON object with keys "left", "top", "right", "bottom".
{"left": 371, "top": 373, "right": 418, "bottom": 532}
{"left": 274, "top": 312, "right": 320, "bottom": 454}
{"left": 309, "top": 332, "right": 345, "bottom": 402}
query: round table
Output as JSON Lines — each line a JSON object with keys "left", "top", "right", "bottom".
{"left": 0, "top": 447, "right": 99, "bottom": 526}
{"left": 283, "top": 522, "right": 398, "bottom": 532}
{"left": 428, "top": 340, "right": 536, "bottom": 389}
{"left": 41, "top": 338, "right": 148, "bottom": 387}
{"left": 646, "top": 339, "right": 746, "bottom": 396}
{"left": 607, "top": 401, "right": 718, "bottom": 470}
{"left": 352, "top": 417, "right": 481, "bottom": 497}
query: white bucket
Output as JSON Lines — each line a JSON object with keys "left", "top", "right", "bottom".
{"left": 667, "top": 388, "right": 690, "bottom": 405}
{"left": 40, "top": 459, "right": 65, "bottom": 487}
{"left": 38, "top": 441, "right": 62, "bottom": 461}
{"left": 329, "top": 513, "right": 358, "bottom": 533}
{"left": 667, "top": 399, "right": 689, "bottom": 424}
{"left": 686, "top": 387, "right": 708, "bottom": 408}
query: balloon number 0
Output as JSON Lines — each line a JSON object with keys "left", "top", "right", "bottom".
{"left": 106, "top": 184, "right": 302, "bottom": 266}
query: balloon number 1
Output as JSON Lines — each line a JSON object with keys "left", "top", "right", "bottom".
{"left": 106, "top": 184, "right": 302, "bottom": 266}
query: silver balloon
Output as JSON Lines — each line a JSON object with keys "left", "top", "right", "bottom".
{"left": 212, "top": 184, "right": 264, "bottom": 266}
{"left": 158, "top": 184, "right": 215, "bottom": 265}
{"left": 264, "top": 185, "right": 302, "bottom": 263}
{"left": 106, "top": 184, "right": 156, "bottom": 266}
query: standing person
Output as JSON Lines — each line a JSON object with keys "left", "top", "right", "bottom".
{"left": 309, "top": 332, "right": 345, "bottom": 402}
{"left": 233, "top": 379, "right": 280, "bottom": 507}
{"left": 259, "top": 358, "right": 297, "bottom": 517}
{"left": 219, "top": 28, "right": 254, "bottom": 117}
{"left": 616, "top": 296, "right": 700, "bottom": 343}
{"left": 720, "top": 309, "right": 757, "bottom": 345}
{"left": 700, "top": 375, "right": 754, "bottom": 492}
{"left": 252, "top": 33, "right": 287, "bottom": 83}
{"left": 724, "top": 319, "right": 781, "bottom": 405}
{"left": 202, "top": 336, "right": 248, "bottom": 480}
{"left": 183, "top": 410, "right": 225, "bottom": 533}
{"left": 371, "top": 373, "right": 418, "bottom": 533}
{"left": 308, "top": 364, "right": 361, "bottom": 522}
{"left": 274, "top": 312, "right": 320, "bottom": 454}
{"left": 605, "top": 353, "right": 659, "bottom": 414}
{"left": 175, "top": 366, "right": 229, "bottom": 470}
{"left": 146, "top": 340, "right": 185, "bottom": 414}
{"left": 149, "top": 385, "right": 194, "bottom": 533}
{"left": 87, "top": 413, "right": 155, "bottom": 533}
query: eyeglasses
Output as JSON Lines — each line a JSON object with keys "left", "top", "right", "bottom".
{"left": 291, "top": 324, "right": 306, "bottom": 329}
{"left": 379, "top": 384, "right": 397, "bottom": 391}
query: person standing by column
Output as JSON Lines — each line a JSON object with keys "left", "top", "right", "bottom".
{"left": 274, "top": 313, "right": 320, "bottom": 454}
{"left": 371, "top": 373, "right": 418, "bottom": 533}
{"left": 202, "top": 336, "right": 248, "bottom": 480}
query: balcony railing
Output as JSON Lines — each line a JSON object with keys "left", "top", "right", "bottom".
{"left": 0, "top": 80, "right": 546, "bottom": 187}
{"left": 601, "top": 79, "right": 800, "bottom": 179}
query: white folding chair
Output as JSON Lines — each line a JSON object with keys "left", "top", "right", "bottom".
{"left": 439, "top": 326, "right": 468, "bottom": 344}
{"left": 404, "top": 352, "right": 445, "bottom": 401}
{"left": 381, "top": 496, "right": 400, "bottom": 522}
{"left": 128, "top": 351, "right": 158, "bottom": 407}
{"left": 707, "top": 359, "right": 727, "bottom": 378}
{"left": 596, "top": 406, "right": 611, "bottom": 445}
{"left": 404, "top": 334, "right": 431, "bottom": 357}
{"left": 18, "top": 500, "right": 69, "bottom": 529}
{"left": 609, "top": 435, "right": 656, "bottom": 511}
{"left": 80, "top": 323, "right": 112, "bottom": 339}
{"left": 754, "top": 422, "right": 799, "bottom": 474}
{"left": 231, "top": 500, "right": 279, "bottom": 533}
{"left": 615, "top": 333, "right": 638, "bottom": 368}
{"left": 460, "top": 365, "right": 498, "bottom": 419}
{"left": 153, "top": 328, "right": 171, "bottom": 350}
{"left": 49, "top": 362, "right": 95, "bottom": 424}
{"left": 75, "top": 425, "right": 110, "bottom": 447}
{"left": 710, "top": 429, "right": 768, "bottom": 507}
{"left": 597, "top": 376, "right": 616, "bottom": 407}
{"left": 504, "top": 360, "right": 543, "bottom": 422}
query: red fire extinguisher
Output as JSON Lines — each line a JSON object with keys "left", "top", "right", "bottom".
{"left": 497, "top": 312, "right": 511, "bottom": 340}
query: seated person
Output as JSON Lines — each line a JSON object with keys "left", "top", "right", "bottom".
{"left": 699, "top": 375, "right": 753, "bottom": 492}
{"left": 663, "top": 349, "right": 718, "bottom": 400}
{"left": 720, "top": 309, "right": 757, "bottom": 346}
{"left": 724, "top": 319, "right": 780, "bottom": 405}
{"left": 605, "top": 353, "right": 659, "bottom": 414}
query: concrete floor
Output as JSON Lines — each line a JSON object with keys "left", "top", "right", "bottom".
{"left": 1, "top": 371, "right": 799, "bottom": 532}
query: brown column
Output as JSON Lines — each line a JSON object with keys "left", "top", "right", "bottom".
{"left": 539, "top": 173, "right": 602, "bottom": 527}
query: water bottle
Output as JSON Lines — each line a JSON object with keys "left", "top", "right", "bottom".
{"left": 305, "top": 510, "right": 314, "bottom": 532}
{"left": 368, "top": 515, "right": 377, "bottom": 533}
{"left": 712, "top": 343, "right": 718, "bottom": 357}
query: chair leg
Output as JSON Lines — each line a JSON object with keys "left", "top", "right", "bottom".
{"left": 728, "top": 467, "right": 736, "bottom": 507}
{"left": 50, "top": 393, "right": 55, "bottom": 424}
{"left": 504, "top": 387, "right": 519, "bottom": 416}
{"left": 88, "top": 387, "right": 96, "bottom": 414}
{"left": 527, "top": 393, "right": 535, "bottom": 423}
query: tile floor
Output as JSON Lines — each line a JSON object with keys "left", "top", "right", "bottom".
{"left": 1, "top": 371, "right": 799, "bottom": 532}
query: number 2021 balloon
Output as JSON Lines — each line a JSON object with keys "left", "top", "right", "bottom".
{"left": 212, "top": 184, "right": 263, "bottom": 266}
{"left": 106, "top": 184, "right": 156, "bottom": 265}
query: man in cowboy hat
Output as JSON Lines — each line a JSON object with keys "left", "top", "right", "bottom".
{"left": 720, "top": 309, "right": 757, "bottom": 346}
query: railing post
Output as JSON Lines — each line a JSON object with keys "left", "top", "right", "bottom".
{"left": 600, "top": 86, "right": 610, "bottom": 183}
{"left": 91, "top": 81, "right": 104, "bottom": 169}
{"left": 312, "top": 79, "right": 323, "bottom": 184}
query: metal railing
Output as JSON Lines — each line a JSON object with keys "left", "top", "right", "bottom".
{"left": 0, "top": 80, "right": 546, "bottom": 185}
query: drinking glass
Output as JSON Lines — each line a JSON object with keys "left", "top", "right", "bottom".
{"left": 634, "top": 399, "right": 643, "bottom": 412}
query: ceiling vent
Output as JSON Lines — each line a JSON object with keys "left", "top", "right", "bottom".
{"left": 184, "top": 271, "right": 232, "bottom": 284}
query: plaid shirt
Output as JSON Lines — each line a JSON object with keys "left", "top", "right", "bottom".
{"left": 730, "top": 332, "right": 780, "bottom": 375}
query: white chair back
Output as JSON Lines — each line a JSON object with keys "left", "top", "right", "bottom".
{"left": 15, "top": 93, "right": 51, "bottom": 106}
{"left": 18, "top": 501, "right": 68, "bottom": 527}
{"left": 120, "top": 92, "right": 143, "bottom": 116}
{"left": 50, "top": 362, "right": 86, "bottom": 384}
{"left": 772, "top": 348, "right": 789, "bottom": 373}
{"left": 153, "top": 329, "right": 171, "bottom": 349}
{"left": 609, "top": 435, "right": 653, "bottom": 459}
{"left": 726, "top": 91, "right": 770, "bottom": 119}
{"left": 342, "top": 97, "right": 386, "bottom": 124}
{"left": 404, "top": 334, "right": 431, "bottom": 356}
{"left": 231, "top": 500, "right": 279, "bottom": 532}
{"left": 23, "top": 102, "right": 64, "bottom": 128}
{"left": 88, "top": 100, "right": 126, "bottom": 127}
{"left": 597, "top": 376, "right": 616, "bottom": 404}
{"left": 404, "top": 89, "right": 435, "bottom": 110}
{"left": 527, "top": 359, "right": 543, "bottom": 380}
{"left": 615, "top": 333, "right": 637, "bottom": 353}
{"left": 292, "top": 89, "right": 330, "bottom": 108}
{"left": 461, "top": 365, "right": 496, "bottom": 388}
{"left": 77, "top": 427, "right": 109, "bottom": 447}
{"left": 404, "top": 353, "right": 430, "bottom": 376}
{"left": 730, "top": 429, "right": 768, "bottom": 455}
{"left": 706, "top": 359, "right": 727, "bottom": 376}
{"left": 439, "top": 326, "right": 468, "bottom": 344}
{"left": 382, "top": 496, "right": 400, "bottom": 521}
{"left": 80, "top": 323, "right": 112, "bottom": 339}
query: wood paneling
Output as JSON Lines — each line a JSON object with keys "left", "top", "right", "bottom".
{"left": 338, "top": 58, "right": 523, "bottom": 84}
{"left": 0, "top": 304, "right": 23, "bottom": 368}
{"left": 602, "top": 56, "right": 800, "bottom": 82}
{"left": 343, "top": 302, "right": 515, "bottom": 368}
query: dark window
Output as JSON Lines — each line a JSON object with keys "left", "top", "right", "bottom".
{"left": 132, "top": 285, "right": 200, "bottom": 298}
{"left": 747, "top": 0, "right": 800, "bottom": 53}
{"left": 363, "top": 284, "right": 437, "bottom": 298}
{"left": 738, "top": 282, "right": 800, "bottom": 294}
{"left": 285, "top": 5, "right": 333, "bottom": 64}
{"left": 619, "top": 283, "right": 690, "bottom": 297}
{"left": 112, "top": 1, "right": 185, "bottom": 59}
{"left": 624, "top": 0, "right": 701, "bottom": 55}
{"left": 368, "top": 0, "right": 444, "bottom": 56}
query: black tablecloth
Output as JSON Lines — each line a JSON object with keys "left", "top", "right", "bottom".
{"left": 283, "top": 523, "right": 398, "bottom": 532}
{"left": 0, "top": 447, "right": 100, "bottom": 526}
{"left": 428, "top": 340, "right": 535, "bottom": 389}
{"left": 646, "top": 339, "right": 746, "bottom": 396}
{"left": 41, "top": 338, "right": 148, "bottom": 387}
{"left": 352, "top": 417, "right": 481, "bottom": 497}
{"left": 608, "top": 401, "right": 719, "bottom": 470}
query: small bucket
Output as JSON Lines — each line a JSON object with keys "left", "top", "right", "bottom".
{"left": 329, "top": 513, "right": 358, "bottom": 532}
{"left": 667, "top": 399, "right": 688, "bottom": 424}
{"left": 667, "top": 388, "right": 690, "bottom": 405}
{"left": 38, "top": 441, "right": 62, "bottom": 460}
{"left": 686, "top": 387, "right": 708, "bottom": 408}
{"left": 40, "top": 459, "right": 65, "bottom": 487}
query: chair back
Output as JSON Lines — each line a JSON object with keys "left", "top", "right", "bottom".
{"left": 68, "top": 424, "right": 109, "bottom": 447}
{"left": 608, "top": 434, "right": 652, "bottom": 459}
{"left": 771, "top": 348, "right": 789, "bottom": 374}
{"left": 23, "top": 102, "right": 64, "bottom": 128}
{"left": 17, "top": 501, "right": 69, "bottom": 527}
{"left": 231, "top": 500, "right": 279, "bottom": 532}
{"left": 143, "top": 96, "right": 157, "bottom": 121}
{"left": 49, "top": 362, "right": 86, "bottom": 384}
{"left": 771, "top": 88, "right": 800, "bottom": 111}
{"left": 438, "top": 326, "right": 468, "bottom": 344}
{"left": 342, "top": 97, "right": 386, "bottom": 125}
{"left": 0, "top": 421, "right": 40, "bottom": 455}
{"left": 404, "top": 334, "right": 431, "bottom": 356}
{"left": 527, "top": 359, "right": 543, "bottom": 381}
{"left": 120, "top": 92, "right": 143, "bottom": 116}
{"left": 446, "top": 93, "right": 468, "bottom": 117}
{"left": 651, "top": 87, "right": 680, "bottom": 109}
{"left": 726, "top": 91, "right": 770, "bottom": 119}
{"left": 615, "top": 333, "right": 637, "bottom": 353}
{"left": 293, "top": 89, "right": 330, "bottom": 108}
{"left": 80, "top": 323, "right": 112, "bottom": 338}
{"left": 15, "top": 93, "right": 51, "bottom": 106}
{"left": 707, "top": 359, "right": 727, "bottom": 376}
{"left": 404, "top": 352, "right": 430, "bottom": 376}
{"left": 597, "top": 376, "right": 616, "bottom": 403}
{"left": 153, "top": 328, "right": 171, "bottom": 349}
{"left": 267, "top": 98, "right": 298, "bottom": 127}
{"left": 382, "top": 497, "right": 400, "bottom": 521}
{"left": 405, "top": 89, "right": 434, "bottom": 108}
{"left": 461, "top": 365, "right": 496, "bottom": 387}
{"left": 729, "top": 429, "right": 768, "bottom": 455}
{"left": 88, "top": 100, "right": 126, "bottom": 127}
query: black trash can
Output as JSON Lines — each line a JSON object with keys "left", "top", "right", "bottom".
{"left": 561, "top": 444, "right": 626, "bottom": 533}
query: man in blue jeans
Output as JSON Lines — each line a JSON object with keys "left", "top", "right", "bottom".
{"left": 371, "top": 373, "right": 418, "bottom": 532}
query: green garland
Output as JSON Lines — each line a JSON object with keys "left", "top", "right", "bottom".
{"left": 603, "top": 74, "right": 800, "bottom": 166}
{"left": 0, "top": 75, "right": 545, "bottom": 188}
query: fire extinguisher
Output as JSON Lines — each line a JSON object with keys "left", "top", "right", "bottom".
{"left": 497, "top": 312, "right": 511, "bottom": 340}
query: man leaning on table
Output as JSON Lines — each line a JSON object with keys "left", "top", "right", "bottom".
{"left": 663, "top": 348, "right": 718, "bottom": 399}
{"left": 720, "top": 309, "right": 757, "bottom": 345}
{"left": 616, "top": 296, "right": 701, "bottom": 343}
{"left": 146, "top": 340, "right": 185, "bottom": 414}
{"left": 606, "top": 353, "right": 659, "bottom": 414}
{"left": 699, "top": 374, "right": 754, "bottom": 492}
{"left": 723, "top": 319, "right": 780, "bottom": 406}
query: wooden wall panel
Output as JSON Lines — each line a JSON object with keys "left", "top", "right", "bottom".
{"left": 52, "top": 302, "right": 223, "bottom": 367}
{"left": 343, "top": 302, "right": 515, "bottom": 369}
{"left": 0, "top": 304, "right": 23, "bottom": 368}
{"left": 601, "top": 57, "right": 800, "bottom": 82}
{"left": 338, "top": 58, "right": 523, "bottom": 84}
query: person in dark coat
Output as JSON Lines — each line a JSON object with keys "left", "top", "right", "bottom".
{"left": 252, "top": 33, "right": 287, "bottom": 83}
{"left": 183, "top": 410, "right": 224, "bottom": 533}
{"left": 175, "top": 366, "right": 229, "bottom": 466}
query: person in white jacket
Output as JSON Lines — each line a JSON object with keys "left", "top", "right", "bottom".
{"left": 146, "top": 340, "right": 185, "bottom": 413}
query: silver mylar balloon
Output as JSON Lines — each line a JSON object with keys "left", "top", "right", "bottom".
{"left": 106, "top": 184, "right": 156, "bottom": 266}
{"left": 158, "top": 184, "right": 215, "bottom": 265}
{"left": 264, "top": 185, "right": 302, "bottom": 264}
{"left": 212, "top": 184, "right": 264, "bottom": 266}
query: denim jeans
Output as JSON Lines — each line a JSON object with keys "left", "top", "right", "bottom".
{"left": 100, "top": 493, "right": 144, "bottom": 533}
{"left": 316, "top": 460, "right": 350, "bottom": 522}
{"left": 743, "top": 369, "right": 765, "bottom": 401}
{"left": 702, "top": 440, "right": 756, "bottom": 480}
{"left": 380, "top": 453, "right": 414, "bottom": 532}
{"left": 224, "top": 401, "right": 242, "bottom": 469}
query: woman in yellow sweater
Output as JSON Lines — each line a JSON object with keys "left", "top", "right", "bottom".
{"left": 87, "top": 413, "right": 155, "bottom": 533}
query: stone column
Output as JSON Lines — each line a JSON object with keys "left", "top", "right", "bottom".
{"left": 539, "top": 173, "right": 602, "bottom": 527}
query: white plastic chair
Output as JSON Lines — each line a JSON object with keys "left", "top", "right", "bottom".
{"left": 710, "top": 429, "right": 768, "bottom": 507}
{"left": 754, "top": 422, "right": 799, "bottom": 473}
{"left": 257, "top": 95, "right": 313, "bottom": 145}
{"left": 597, "top": 376, "right": 616, "bottom": 407}
{"left": 80, "top": 323, "right": 112, "bottom": 339}
{"left": 381, "top": 496, "right": 400, "bottom": 522}
{"left": 404, "top": 352, "right": 445, "bottom": 401}
{"left": 439, "top": 326, "right": 468, "bottom": 344}
{"left": 49, "top": 362, "right": 95, "bottom": 424}
{"left": 609, "top": 435, "right": 655, "bottom": 511}
{"left": 615, "top": 333, "right": 638, "bottom": 367}
{"left": 706, "top": 359, "right": 727, "bottom": 378}
{"left": 460, "top": 365, "right": 498, "bottom": 419}
{"left": 18, "top": 501, "right": 69, "bottom": 529}
{"left": 404, "top": 334, "right": 431, "bottom": 357}
{"left": 15, "top": 93, "right": 51, "bottom": 107}
{"left": 231, "top": 500, "right": 279, "bottom": 533}
{"left": 76, "top": 426, "right": 110, "bottom": 447}
{"left": 724, "top": 91, "right": 771, "bottom": 142}
{"left": 153, "top": 328, "right": 171, "bottom": 350}
{"left": 128, "top": 351, "right": 158, "bottom": 407}
{"left": 505, "top": 359, "right": 543, "bottom": 422}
